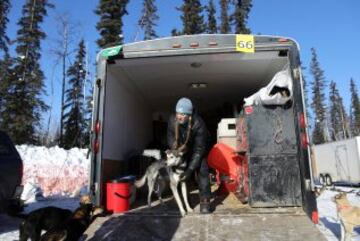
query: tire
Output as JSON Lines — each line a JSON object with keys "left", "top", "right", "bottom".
{"left": 319, "top": 174, "right": 325, "bottom": 186}
{"left": 325, "top": 174, "right": 333, "bottom": 186}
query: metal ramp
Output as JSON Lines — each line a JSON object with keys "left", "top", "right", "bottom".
{"left": 83, "top": 193, "right": 326, "bottom": 241}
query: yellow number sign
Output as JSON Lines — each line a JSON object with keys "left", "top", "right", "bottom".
{"left": 236, "top": 34, "right": 255, "bottom": 53}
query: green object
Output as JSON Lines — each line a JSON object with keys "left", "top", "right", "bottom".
{"left": 101, "top": 46, "right": 122, "bottom": 58}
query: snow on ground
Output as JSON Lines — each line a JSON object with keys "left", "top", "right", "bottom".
{"left": 1, "top": 145, "right": 360, "bottom": 240}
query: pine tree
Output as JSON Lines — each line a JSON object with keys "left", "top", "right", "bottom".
{"left": 0, "top": 54, "right": 14, "bottom": 126}
{"left": 206, "top": 0, "right": 217, "bottom": 34}
{"left": 0, "top": 0, "right": 53, "bottom": 144}
{"left": 139, "top": 0, "right": 159, "bottom": 40}
{"left": 83, "top": 84, "right": 93, "bottom": 147}
{"left": 63, "top": 40, "right": 87, "bottom": 149}
{"left": 350, "top": 78, "right": 360, "bottom": 136}
{"left": 177, "top": 0, "right": 205, "bottom": 35}
{"left": 231, "top": 0, "right": 252, "bottom": 34}
{"left": 0, "top": 0, "right": 11, "bottom": 54}
{"left": 0, "top": 0, "right": 12, "bottom": 125}
{"left": 310, "top": 48, "right": 327, "bottom": 144}
{"left": 329, "top": 81, "right": 349, "bottom": 140}
{"left": 95, "top": 0, "right": 129, "bottom": 48}
{"left": 220, "top": 0, "right": 230, "bottom": 34}
{"left": 301, "top": 64, "right": 312, "bottom": 132}
{"left": 171, "top": 28, "right": 180, "bottom": 36}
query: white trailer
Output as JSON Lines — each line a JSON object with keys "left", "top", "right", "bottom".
{"left": 87, "top": 34, "right": 325, "bottom": 240}
{"left": 312, "top": 136, "right": 360, "bottom": 185}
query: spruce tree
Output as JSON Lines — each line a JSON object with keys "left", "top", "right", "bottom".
{"left": 83, "top": 84, "right": 93, "bottom": 147}
{"left": 63, "top": 40, "right": 87, "bottom": 149}
{"left": 0, "top": 0, "right": 12, "bottom": 125}
{"left": 95, "top": 0, "right": 129, "bottom": 48}
{"left": 231, "top": 0, "right": 252, "bottom": 34}
{"left": 350, "top": 78, "right": 360, "bottom": 136}
{"left": 0, "top": 0, "right": 11, "bottom": 54}
{"left": 177, "top": 0, "right": 205, "bottom": 35}
{"left": 220, "top": 0, "right": 230, "bottom": 34}
{"left": 310, "top": 48, "right": 327, "bottom": 144}
{"left": 1, "top": 0, "right": 53, "bottom": 144}
{"left": 206, "top": 0, "right": 217, "bottom": 34}
{"left": 171, "top": 28, "right": 180, "bottom": 36}
{"left": 139, "top": 0, "right": 159, "bottom": 40}
{"left": 301, "top": 64, "right": 312, "bottom": 132}
{"left": 329, "top": 81, "right": 348, "bottom": 140}
{"left": 0, "top": 54, "right": 14, "bottom": 127}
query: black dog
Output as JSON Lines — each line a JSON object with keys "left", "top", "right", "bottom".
{"left": 40, "top": 203, "right": 93, "bottom": 241}
{"left": 18, "top": 206, "right": 72, "bottom": 241}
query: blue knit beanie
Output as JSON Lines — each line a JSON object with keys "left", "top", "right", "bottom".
{"left": 175, "top": 97, "right": 193, "bottom": 115}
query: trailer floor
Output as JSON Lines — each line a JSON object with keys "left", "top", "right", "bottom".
{"left": 83, "top": 192, "right": 326, "bottom": 241}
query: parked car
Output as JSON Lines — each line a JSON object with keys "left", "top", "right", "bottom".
{"left": 0, "top": 131, "right": 23, "bottom": 213}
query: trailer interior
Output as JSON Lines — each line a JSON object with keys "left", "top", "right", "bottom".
{"left": 102, "top": 50, "right": 289, "bottom": 162}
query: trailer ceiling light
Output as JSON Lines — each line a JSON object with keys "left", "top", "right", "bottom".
{"left": 190, "top": 83, "right": 207, "bottom": 89}
{"left": 190, "top": 42, "right": 199, "bottom": 47}
{"left": 190, "top": 62, "right": 202, "bottom": 68}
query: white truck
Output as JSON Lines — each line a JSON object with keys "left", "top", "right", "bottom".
{"left": 86, "top": 34, "right": 325, "bottom": 240}
{"left": 312, "top": 136, "right": 360, "bottom": 186}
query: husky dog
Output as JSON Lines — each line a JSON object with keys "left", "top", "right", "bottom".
{"left": 334, "top": 192, "right": 360, "bottom": 241}
{"left": 135, "top": 149, "right": 193, "bottom": 217}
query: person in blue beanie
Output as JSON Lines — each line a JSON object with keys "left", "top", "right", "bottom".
{"left": 167, "top": 97, "right": 212, "bottom": 214}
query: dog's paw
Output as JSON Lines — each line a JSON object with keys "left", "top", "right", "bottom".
{"left": 187, "top": 208, "right": 194, "bottom": 213}
{"left": 180, "top": 211, "right": 186, "bottom": 217}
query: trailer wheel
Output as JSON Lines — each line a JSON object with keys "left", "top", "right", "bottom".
{"left": 319, "top": 174, "right": 325, "bottom": 185}
{"left": 325, "top": 174, "right": 333, "bottom": 186}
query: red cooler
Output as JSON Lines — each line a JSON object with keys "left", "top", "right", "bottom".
{"left": 106, "top": 179, "right": 132, "bottom": 213}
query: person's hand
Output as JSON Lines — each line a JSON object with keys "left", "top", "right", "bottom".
{"left": 179, "top": 169, "right": 193, "bottom": 182}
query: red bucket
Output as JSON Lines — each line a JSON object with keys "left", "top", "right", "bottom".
{"left": 106, "top": 180, "right": 132, "bottom": 213}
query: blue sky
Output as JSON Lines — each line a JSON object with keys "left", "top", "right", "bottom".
{"left": 6, "top": 0, "right": 360, "bottom": 131}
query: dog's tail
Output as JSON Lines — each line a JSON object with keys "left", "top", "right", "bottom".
{"left": 135, "top": 173, "right": 147, "bottom": 188}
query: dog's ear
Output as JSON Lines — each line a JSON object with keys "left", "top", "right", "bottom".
{"left": 165, "top": 149, "right": 171, "bottom": 156}
{"left": 178, "top": 151, "right": 184, "bottom": 157}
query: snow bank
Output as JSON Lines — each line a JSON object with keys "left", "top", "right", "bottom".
{"left": 16, "top": 145, "right": 90, "bottom": 201}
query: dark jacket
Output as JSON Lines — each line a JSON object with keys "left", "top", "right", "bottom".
{"left": 167, "top": 113, "right": 208, "bottom": 171}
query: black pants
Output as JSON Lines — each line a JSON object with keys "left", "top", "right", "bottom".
{"left": 196, "top": 158, "right": 211, "bottom": 199}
